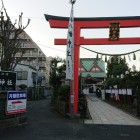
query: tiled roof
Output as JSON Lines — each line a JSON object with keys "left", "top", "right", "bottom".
{"left": 80, "top": 58, "right": 107, "bottom": 78}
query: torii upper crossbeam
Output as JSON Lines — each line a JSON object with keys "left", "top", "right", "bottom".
{"left": 44, "top": 14, "right": 140, "bottom": 115}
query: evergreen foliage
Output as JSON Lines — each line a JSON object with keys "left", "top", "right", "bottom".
{"left": 106, "top": 56, "right": 129, "bottom": 87}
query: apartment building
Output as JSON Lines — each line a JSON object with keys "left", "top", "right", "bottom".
{"left": 14, "top": 31, "right": 51, "bottom": 87}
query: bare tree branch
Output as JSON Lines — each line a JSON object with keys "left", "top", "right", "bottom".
{"left": 0, "top": 0, "right": 30, "bottom": 71}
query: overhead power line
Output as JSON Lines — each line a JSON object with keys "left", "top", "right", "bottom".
{"left": 37, "top": 43, "right": 140, "bottom": 57}
{"left": 36, "top": 43, "right": 94, "bottom": 57}
{"left": 37, "top": 43, "right": 66, "bottom": 52}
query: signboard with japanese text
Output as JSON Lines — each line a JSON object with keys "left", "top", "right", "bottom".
{"left": 0, "top": 71, "right": 16, "bottom": 90}
{"left": 66, "top": 5, "right": 74, "bottom": 80}
{"left": 6, "top": 91, "right": 27, "bottom": 115}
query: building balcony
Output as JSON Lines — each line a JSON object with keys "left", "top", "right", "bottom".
{"left": 39, "top": 62, "right": 47, "bottom": 68}
{"left": 15, "top": 53, "right": 46, "bottom": 58}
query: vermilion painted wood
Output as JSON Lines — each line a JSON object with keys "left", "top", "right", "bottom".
{"left": 73, "top": 25, "right": 80, "bottom": 114}
{"left": 45, "top": 14, "right": 140, "bottom": 115}
{"left": 49, "top": 19, "right": 140, "bottom": 28}
{"left": 55, "top": 37, "right": 140, "bottom": 45}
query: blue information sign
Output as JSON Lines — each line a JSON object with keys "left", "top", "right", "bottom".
{"left": 6, "top": 91, "right": 27, "bottom": 115}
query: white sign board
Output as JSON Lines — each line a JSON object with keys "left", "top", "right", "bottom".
{"left": 6, "top": 91, "right": 27, "bottom": 115}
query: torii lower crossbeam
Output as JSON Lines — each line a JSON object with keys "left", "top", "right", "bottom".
{"left": 44, "top": 14, "right": 140, "bottom": 115}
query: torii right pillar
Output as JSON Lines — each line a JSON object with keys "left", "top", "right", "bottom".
{"left": 45, "top": 14, "right": 140, "bottom": 115}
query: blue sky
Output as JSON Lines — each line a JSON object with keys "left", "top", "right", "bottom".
{"left": 3, "top": 0, "right": 140, "bottom": 70}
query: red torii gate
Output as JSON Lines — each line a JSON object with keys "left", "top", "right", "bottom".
{"left": 44, "top": 14, "right": 140, "bottom": 115}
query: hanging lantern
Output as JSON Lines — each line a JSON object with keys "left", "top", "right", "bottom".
{"left": 133, "top": 53, "right": 136, "bottom": 60}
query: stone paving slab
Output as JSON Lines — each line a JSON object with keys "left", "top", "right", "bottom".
{"left": 85, "top": 95, "right": 140, "bottom": 125}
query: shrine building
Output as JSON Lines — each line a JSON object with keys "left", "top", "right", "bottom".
{"left": 80, "top": 58, "right": 107, "bottom": 84}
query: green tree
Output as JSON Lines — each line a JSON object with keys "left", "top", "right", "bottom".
{"left": 128, "top": 71, "right": 140, "bottom": 90}
{"left": 0, "top": 0, "right": 30, "bottom": 71}
{"left": 106, "top": 56, "right": 129, "bottom": 87}
{"left": 49, "top": 57, "right": 65, "bottom": 89}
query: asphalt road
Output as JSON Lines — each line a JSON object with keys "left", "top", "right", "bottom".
{"left": 0, "top": 97, "right": 140, "bottom": 140}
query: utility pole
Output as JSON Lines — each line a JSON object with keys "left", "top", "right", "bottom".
{"left": 35, "top": 49, "right": 39, "bottom": 99}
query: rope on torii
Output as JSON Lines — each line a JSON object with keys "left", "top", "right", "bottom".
{"left": 78, "top": 45, "right": 140, "bottom": 56}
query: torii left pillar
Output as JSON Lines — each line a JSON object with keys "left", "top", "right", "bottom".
{"left": 44, "top": 14, "right": 140, "bottom": 115}
{"left": 45, "top": 15, "right": 81, "bottom": 115}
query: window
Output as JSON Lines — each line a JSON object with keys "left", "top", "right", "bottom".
{"left": 20, "top": 51, "right": 24, "bottom": 56}
{"left": 29, "top": 61, "right": 33, "bottom": 65}
{"left": 20, "top": 43, "right": 24, "bottom": 48}
{"left": 32, "top": 72, "right": 36, "bottom": 83}
{"left": 39, "top": 51, "right": 42, "bottom": 56}
{"left": 17, "top": 71, "right": 28, "bottom": 80}
{"left": 93, "top": 67, "right": 100, "bottom": 72}
{"left": 38, "top": 61, "right": 42, "bottom": 65}
{"left": 29, "top": 50, "right": 33, "bottom": 56}
{"left": 21, "top": 60, "right": 24, "bottom": 64}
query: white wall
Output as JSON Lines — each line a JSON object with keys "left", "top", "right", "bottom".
{"left": 15, "top": 64, "right": 36, "bottom": 88}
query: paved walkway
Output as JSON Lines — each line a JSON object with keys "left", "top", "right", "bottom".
{"left": 85, "top": 94, "right": 140, "bottom": 125}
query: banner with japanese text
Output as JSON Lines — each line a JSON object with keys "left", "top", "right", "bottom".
{"left": 66, "top": 5, "right": 74, "bottom": 80}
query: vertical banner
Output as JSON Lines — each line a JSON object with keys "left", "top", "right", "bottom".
{"left": 67, "top": 2, "right": 75, "bottom": 115}
{"left": 66, "top": 5, "right": 74, "bottom": 80}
